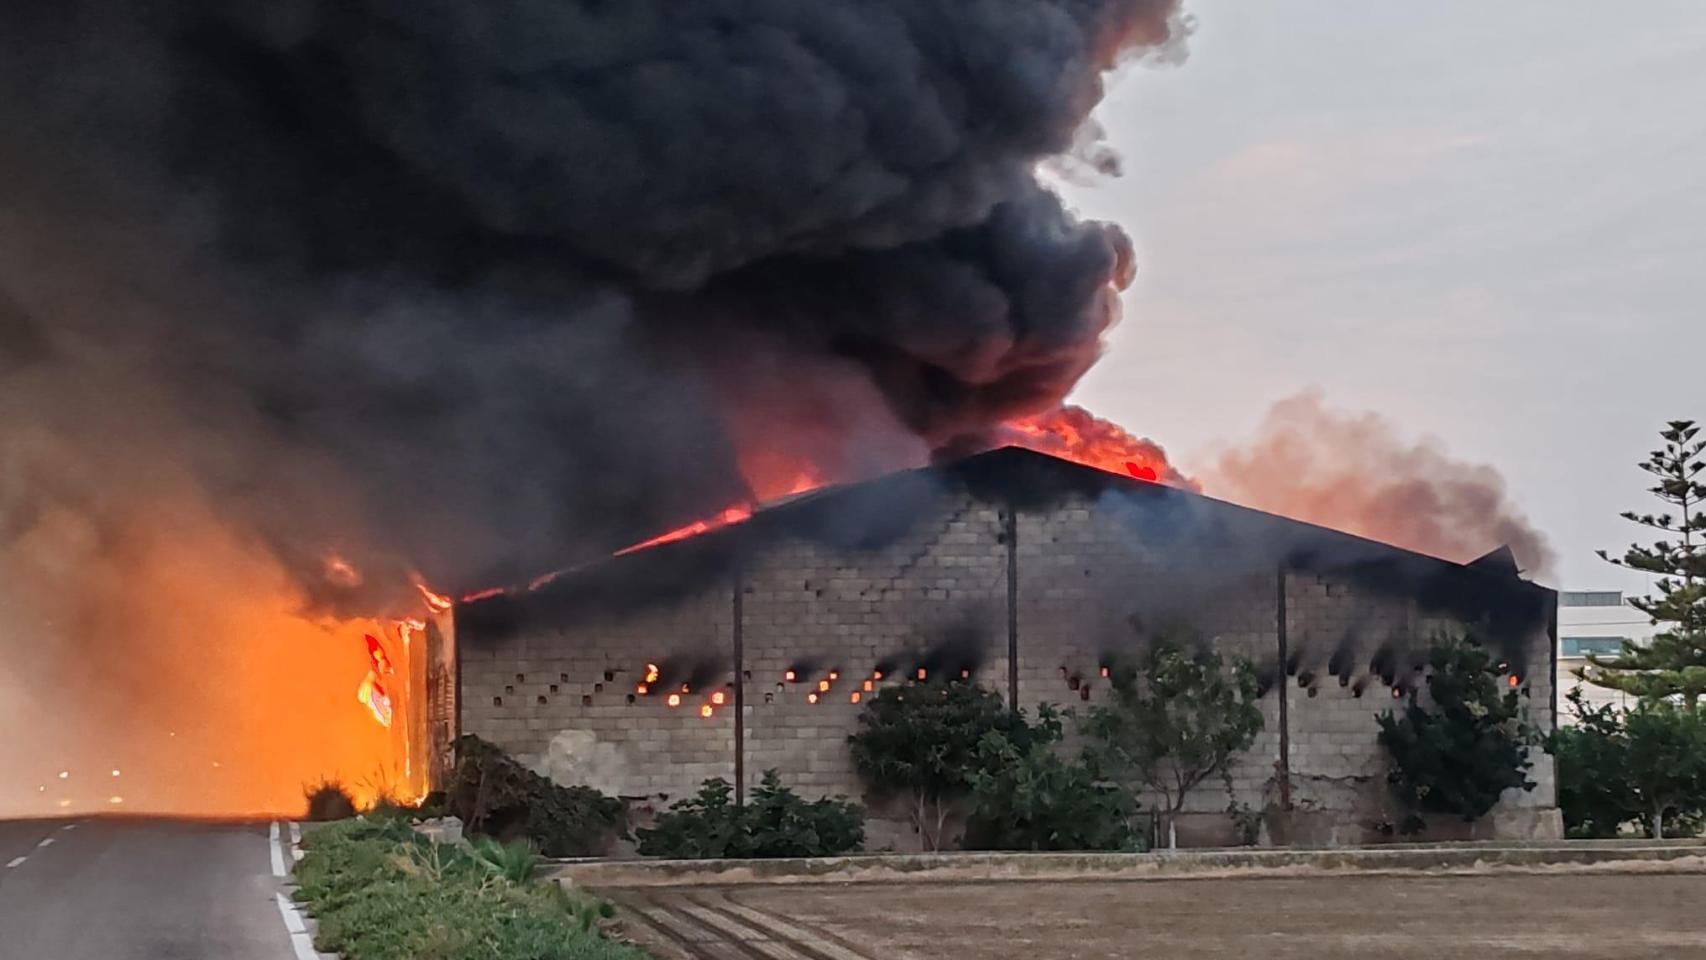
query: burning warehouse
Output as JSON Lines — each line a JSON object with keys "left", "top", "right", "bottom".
{"left": 444, "top": 446, "right": 1561, "bottom": 847}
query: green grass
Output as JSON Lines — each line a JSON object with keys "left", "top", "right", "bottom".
{"left": 293, "top": 819, "right": 648, "bottom": 960}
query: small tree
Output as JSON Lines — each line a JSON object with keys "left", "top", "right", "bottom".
{"left": 963, "top": 706, "right": 1140, "bottom": 852}
{"left": 848, "top": 679, "right": 1031, "bottom": 850}
{"left": 1582, "top": 420, "right": 1706, "bottom": 708}
{"left": 1622, "top": 701, "right": 1706, "bottom": 839}
{"left": 1377, "top": 638, "right": 1539, "bottom": 829}
{"left": 1082, "top": 639, "right": 1263, "bottom": 848}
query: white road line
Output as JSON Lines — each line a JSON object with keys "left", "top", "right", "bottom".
{"left": 274, "top": 893, "right": 321, "bottom": 960}
{"left": 268, "top": 821, "right": 286, "bottom": 878}
{"left": 289, "top": 822, "right": 304, "bottom": 861}
{"left": 35, "top": 837, "right": 53, "bottom": 849}
{"left": 5, "top": 856, "right": 25, "bottom": 869}
{"left": 61, "top": 823, "right": 76, "bottom": 832}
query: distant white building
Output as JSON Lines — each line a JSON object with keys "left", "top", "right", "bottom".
{"left": 1555, "top": 590, "right": 1660, "bottom": 720}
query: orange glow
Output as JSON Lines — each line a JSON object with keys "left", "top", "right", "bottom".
{"left": 0, "top": 492, "right": 416, "bottom": 817}
{"left": 1508, "top": 675, "right": 1521, "bottom": 688}
{"left": 1002, "top": 405, "right": 1190, "bottom": 489}
{"left": 459, "top": 586, "right": 505, "bottom": 603}
{"left": 323, "top": 555, "right": 363, "bottom": 589}
{"left": 863, "top": 679, "right": 874, "bottom": 692}
{"left": 700, "top": 705, "right": 714, "bottom": 719}
{"left": 827, "top": 670, "right": 840, "bottom": 681}
{"left": 850, "top": 692, "right": 862, "bottom": 704}
{"left": 635, "top": 683, "right": 649, "bottom": 696}
{"left": 807, "top": 693, "right": 819, "bottom": 705}
{"left": 711, "top": 691, "right": 727, "bottom": 706}
{"left": 872, "top": 670, "right": 884, "bottom": 681}
{"left": 412, "top": 578, "right": 454, "bottom": 613}
{"left": 818, "top": 679, "right": 831, "bottom": 692}
{"left": 784, "top": 670, "right": 797, "bottom": 682}
{"left": 615, "top": 505, "right": 754, "bottom": 556}
{"left": 916, "top": 668, "right": 928, "bottom": 681}
{"left": 644, "top": 663, "right": 661, "bottom": 684}
{"left": 667, "top": 693, "right": 682, "bottom": 707}
{"left": 1100, "top": 666, "right": 1111, "bottom": 679}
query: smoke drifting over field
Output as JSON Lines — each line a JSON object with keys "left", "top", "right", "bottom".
{"left": 1201, "top": 392, "right": 1555, "bottom": 579}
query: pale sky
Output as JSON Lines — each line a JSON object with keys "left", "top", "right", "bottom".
{"left": 1063, "top": 0, "right": 1706, "bottom": 591}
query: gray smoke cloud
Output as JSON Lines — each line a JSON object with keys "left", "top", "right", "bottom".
{"left": 0, "top": 0, "right": 1187, "bottom": 608}
{"left": 1199, "top": 392, "right": 1556, "bottom": 581}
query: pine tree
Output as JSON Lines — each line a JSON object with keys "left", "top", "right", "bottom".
{"left": 1580, "top": 421, "right": 1706, "bottom": 707}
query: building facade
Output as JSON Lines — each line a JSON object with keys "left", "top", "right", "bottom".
{"left": 449, "top": 448, "right": 1561, "bottom": 847}
{"left": 1554, "top": 589, "right": 1660, "bottom": 718}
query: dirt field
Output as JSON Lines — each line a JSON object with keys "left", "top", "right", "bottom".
{"left": 615, "top": 872, "right": 1706, "bottom": 960}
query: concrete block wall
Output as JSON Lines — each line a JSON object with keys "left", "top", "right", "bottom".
{"left": 459, "top": 584, "right": 737, "bottom": 801}
{"left": 741, "top": 492, "right": 1008, "bottom": 799}
{"left": 1014, "top": 500, "right": 1282, "bottom": 815}
{"left": 1282, "top": 570, "right": 1556, "bottom": 825}
{"left": 456, "top": 482, "right": 1559, "bottom": 843}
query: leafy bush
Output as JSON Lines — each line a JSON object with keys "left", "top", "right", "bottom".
{"left": 963, "top": 705, "right": 1139, "bottom": 851}
{"left": 445, "top": 735, "right": 626, "bottom": 857}
{"left": 1082, "top": 639, "right": 1263, "bottom": 848}
{"left": 293, "top": 818, "right": 642, "bottom": 960}
{"left": 636, "top": 770, "right": 864, "bottom": 859}
{"left": 1377, "top": 637, "right": 1539, "bottom": 828}
{"left": 305, "top": 780, "right": 358, "bottom": 822}
{"left": 1554, "top": 689, "right": 1706, "bottom": 839}
{"left": 848, "top": 679, "right": 1035, "bottom": 849}
{"left": 1552, "top": 690, "right": 1636, "bottom": 838}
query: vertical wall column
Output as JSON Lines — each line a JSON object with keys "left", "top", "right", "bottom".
{"left": 1275, "top": 566, "right": 1293, "bottom": 811}
{"left": 732, "top": 568, "right": 746, "bottom": 807}
{"left": 1004, "top": 507, "right": 1019, "bottom": 710}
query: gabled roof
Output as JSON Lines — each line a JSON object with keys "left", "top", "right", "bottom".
{"left": 459, "top": 446, "right": 1553, "bottom": 643}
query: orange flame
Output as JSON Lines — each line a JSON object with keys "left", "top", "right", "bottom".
{"left": 412, "top": 578, "right": 454, "bottom": 613}
{"left": 1002, "top": 405, "right": 1191, "bottom": 488}
{"left": 614, "top": 505, "right": 753, "bottom": 556}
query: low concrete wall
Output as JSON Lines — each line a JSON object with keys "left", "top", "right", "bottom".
{"left": 552, "top": 841, "right": 1706, "bottom": 888}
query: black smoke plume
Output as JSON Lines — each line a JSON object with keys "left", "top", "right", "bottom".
{"left": 0, "top": 0, "right": 1186, "bottom": 611}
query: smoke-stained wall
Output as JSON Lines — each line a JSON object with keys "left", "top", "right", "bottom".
{"left": 456, "top": 451, "right": 1559, "bottom": 845}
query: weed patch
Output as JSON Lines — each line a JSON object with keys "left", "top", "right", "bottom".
{"left": 294, "top": 819, "right": 648, "bottom": 960}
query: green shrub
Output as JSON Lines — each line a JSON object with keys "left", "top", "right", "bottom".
{"left": 963, "top": 706, "right": 1139, "bottom": 851}
{"left": 1552, "top": 689, "right": 1636, "bottom": 838}
{"left": 1082, "top": 639, "right": 1263, "bottom": 848}
{"left": 445, "top": 735, "right": 626, "bottom": 857}
{"left": 293, "top": 819, "right": 642, "bottom": 960}
{"left": 470, "top": 836, "right": 542, "bottom": 884}
{"left": 848, "top": 679, "right": 1036, "bottom": 849}
{"left": 1377, "top": 637, "right": 1539, "bottom": 828}
{"left": 636, "top": 770, "right": 864, "bottom": 859}
{"left": 304, "top": 780, "right": 359, "bottom": 822}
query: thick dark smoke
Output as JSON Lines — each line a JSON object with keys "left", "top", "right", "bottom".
{"left": 0, "top": 0, "right": 1185, "bottom": 608}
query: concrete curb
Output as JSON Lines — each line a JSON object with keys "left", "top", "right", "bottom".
{"left": 550, "top": 842, "right": 1706, "bottom": 888}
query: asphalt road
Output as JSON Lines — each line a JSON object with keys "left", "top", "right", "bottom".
{"left": 0, "top": 817, "right": 312, "bottom": 960}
